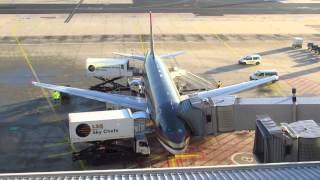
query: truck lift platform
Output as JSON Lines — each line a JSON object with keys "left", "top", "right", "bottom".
{"left": 89, "top": 76, "right": 130, "bottom": 92}
{"left": 72, "top": 140, "right": 137, "bottom": 163}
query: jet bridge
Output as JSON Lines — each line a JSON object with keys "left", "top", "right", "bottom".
{"left": 179, "top": 95, "right": 320, "bottom": 137}
{"left": 253, "top": 115, "right": 320, "bottom": 163}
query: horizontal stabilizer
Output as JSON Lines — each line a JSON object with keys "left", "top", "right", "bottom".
{"left": 160, "top": 51, "right": 185, "bottom": 59}
{"left": 196, "top": 75, "right": 278, "bottom": 98}
{"left": 113, "top": 52, "right": 145, "bottom": 61}
{"left": 32, "top": 81, "right": 147, "bottom": 111}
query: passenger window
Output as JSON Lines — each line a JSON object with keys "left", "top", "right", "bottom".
{"left": 246, "top": 57, "right": 252, "bottom": 60}
{"left": 253, "top": 57, "right": 258, "bottom": 60}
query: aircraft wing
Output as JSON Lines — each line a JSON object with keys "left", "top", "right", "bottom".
{"left": 32, "top": 82, "right": 148, "bottom": 111}
{"left": 194, "top": 76, "right": 278, "bottom": 99}
{"left": 160, "top": 51, "right": 185, "bottom": 59}
{"left": 112, "top": 52, "right": 145, "bottom": 61}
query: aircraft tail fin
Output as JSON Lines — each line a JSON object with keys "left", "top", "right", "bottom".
{"left": 149, "top": 11, "right": 154, "bottom": 53}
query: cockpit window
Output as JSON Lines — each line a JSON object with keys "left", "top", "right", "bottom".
{"left": 255, "top": 72, "right": 262, "bottom": 76}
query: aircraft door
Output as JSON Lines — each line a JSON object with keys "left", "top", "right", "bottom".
{"left": 204, "top": 107, "right": 217, "bottom": 135}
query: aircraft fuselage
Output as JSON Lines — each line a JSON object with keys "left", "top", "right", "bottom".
{"left": 143, "top": 50, "right": 190, "bottom": 154}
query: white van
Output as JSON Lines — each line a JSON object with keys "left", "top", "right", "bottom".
{"left": 292, "top": 37, "right": 303, "bottom": 49}
{"left": 250, "top": 70, "right": 279, "bottom": 82}
{"left": 238, "top": 54, "right": 262, "bottom": 65}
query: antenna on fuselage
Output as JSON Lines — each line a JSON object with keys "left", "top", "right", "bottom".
{"left": 149, "top": 11, "right": 154, "bottom": 54}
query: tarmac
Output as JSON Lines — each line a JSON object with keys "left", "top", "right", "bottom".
{"left": 1, "top": 0, "right": 320, "bottom": 15}
{"left": 1, "top": 0, "right": 320, "bottom": 173}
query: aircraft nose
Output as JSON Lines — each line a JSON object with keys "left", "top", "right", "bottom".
{"left": 166, "top": 128, "right": 188, "bottom": 144}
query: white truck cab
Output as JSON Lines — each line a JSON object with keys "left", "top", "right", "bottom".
{"left": 239, "top": 54, "right": 262, "bottom": 65}
{"left": 292, "top": 37, "right": 303, "bottom": 49}
{"left": 250, "top": 69, "right": 279, "bottom": 82}
{"left": 134, "top": 134, "right": 151, "bottom": 155}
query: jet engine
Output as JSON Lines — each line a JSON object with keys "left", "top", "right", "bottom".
{"left": 128, "top": 79, "right": 144, "bottom": 95}
{"left": 88, "top": 65, "right": 96, "bottom": 72}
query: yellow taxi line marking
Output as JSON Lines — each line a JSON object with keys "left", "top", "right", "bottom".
{"left": 175, "top": 154, "right": 200, "bottom": 159}
{"left": 168, "top": 156, "right": 177, "bottom": 167}
{"left": 167, "top": 153, "right": 200, "bottom": 167}
{"left": 12, "top": 23, "right": 86, "bottom": 170}
{"left": 12, "top": 31, "right": 57, "bottom": 114}
{"left": 44, "top": 141, "right": 70, "bottom": 148}
{"left": 274, "top": 82, "right": 287, "bottom": 96}
{"left": 213, "top": 34, "right": 241, "bottom": 58}
{"left": 48, "top": 152, "right": 72, "bottom": 159}
{"left": 135, "top": 19, "right": 147, "bottom": 55}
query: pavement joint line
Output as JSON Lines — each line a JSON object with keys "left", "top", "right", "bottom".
{"left": 213, "top": 135, "right": 254, "bottom": 165}
{"left": 64, "top": 0, "right": 84, "bottom": 23}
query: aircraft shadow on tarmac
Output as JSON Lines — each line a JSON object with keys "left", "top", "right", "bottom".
{"left": 204, "top": 63, "right": 251, "bottom": 75}
{"left": 254, "top": 46, "right": 320, "bottom": 81}
{"left": 0, "top": 97, "right": 121, "bottom": 172}
{"left": 0, "top": 97, "right": 171, "bottom": 171}
{"left": 281, "top": 66, "right": 320, "bottom": 81}
{"left": 203, "top": 47, "right": 295, "bottom": 76}
{"left": 0, "top": 97, "right": 105, "bottom": 122}
{"left": 256, "top": 47, "right": 292, "bottom": 56}
{"left": 253, "top": 46, "right": 320, "bottom": 68}
{"left": 287, "top": 49, "right": 320, "bottom": 68}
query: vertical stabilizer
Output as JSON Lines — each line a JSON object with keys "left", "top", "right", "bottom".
{"left": 149, "top": 11, "right": 154, "bottom": 53}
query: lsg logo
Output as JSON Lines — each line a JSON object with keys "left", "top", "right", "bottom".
{"left": 76, "top": 123, "right": 91, "bottom": 137}
{"left": 92, "top": 124, "right": 103, "bottom": 129}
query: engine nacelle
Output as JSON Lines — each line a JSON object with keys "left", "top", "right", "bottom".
{"left": 128, "top": 79, "right": 144, "bottom": 94}
{"left": 88, "top": 65, "right": 96, "bottom": 72}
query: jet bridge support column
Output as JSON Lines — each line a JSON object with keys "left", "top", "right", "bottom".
{"left": 292, "top": 88, "right": 297, "bottom": 122}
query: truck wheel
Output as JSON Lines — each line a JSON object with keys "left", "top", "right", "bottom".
{"left": 256, "top": 62, "right": 260, "bottom": 65}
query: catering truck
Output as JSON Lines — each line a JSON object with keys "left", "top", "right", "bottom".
{"left": 69, "top": 109, "right": 151, "bottom": 161}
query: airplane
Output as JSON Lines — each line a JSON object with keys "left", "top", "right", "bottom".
{"left": 32, "top": 12, "right": 278, "bottom": 154}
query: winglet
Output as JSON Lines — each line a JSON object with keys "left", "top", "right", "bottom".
{"left": 149, "top": 11, "right": 154, "bottom": 53}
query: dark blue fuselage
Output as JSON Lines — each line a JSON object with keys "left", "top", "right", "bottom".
{"left": 143, "top": 51, "right": 189, "bottom": 154}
